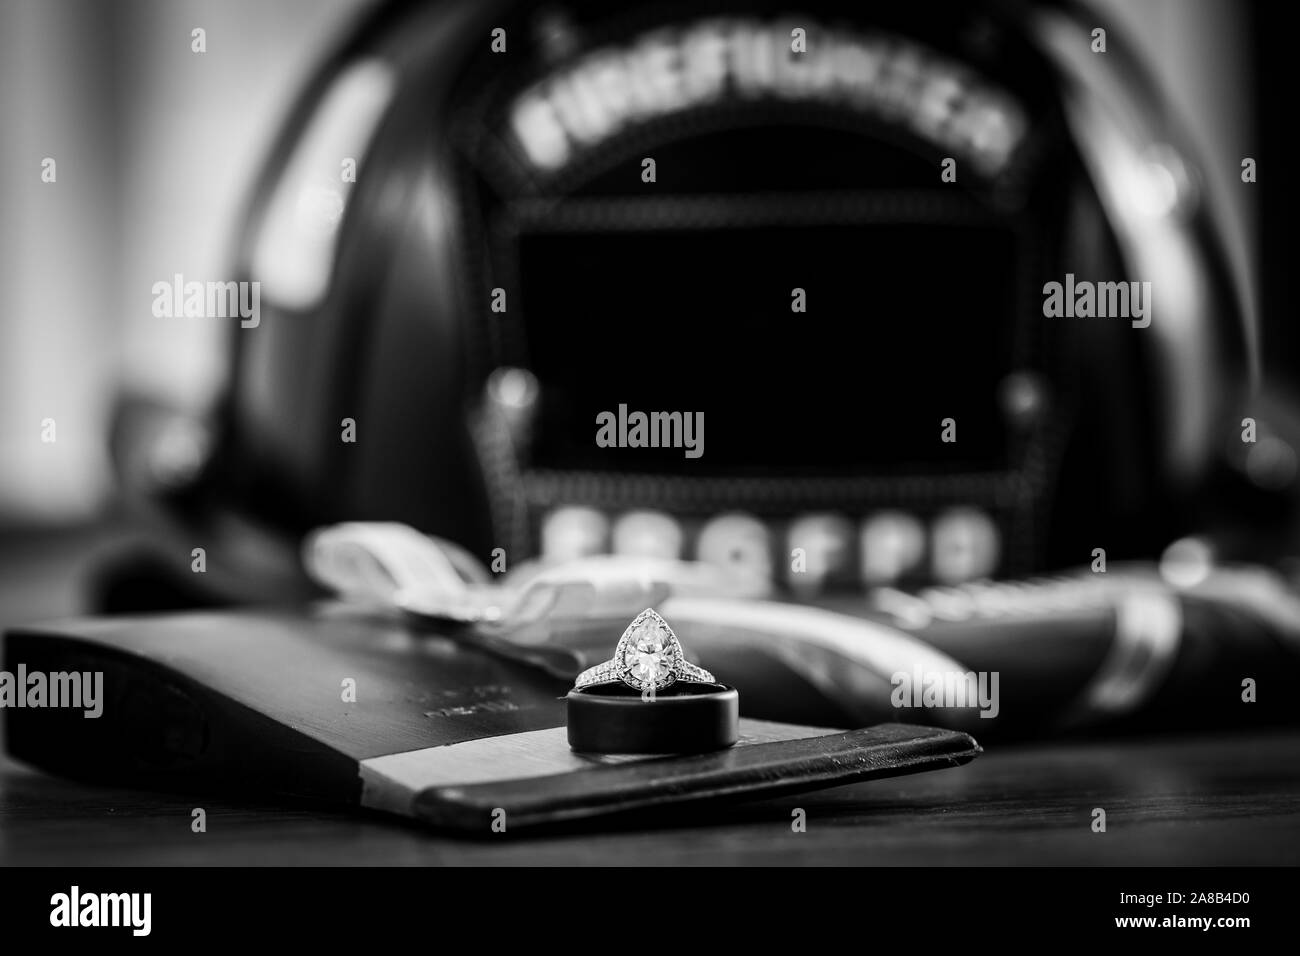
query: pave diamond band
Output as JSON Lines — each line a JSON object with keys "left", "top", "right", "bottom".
{"left": 573, "top": 608, "right": 716, "bottom": 692}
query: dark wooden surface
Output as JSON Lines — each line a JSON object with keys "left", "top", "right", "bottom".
{"left": 3, "top": 727, "right": 1300, "bottom": 864}
{"left": 3, "top": 524, "right": 1300, "bottom": 864}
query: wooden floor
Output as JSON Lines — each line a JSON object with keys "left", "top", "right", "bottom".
{"left": 3, "top": 728, "right": 1299, "bottom": 865}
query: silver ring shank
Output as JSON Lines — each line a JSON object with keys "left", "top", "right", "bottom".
{"left": 574, "top": 658, "right": 716, "bottom": 690}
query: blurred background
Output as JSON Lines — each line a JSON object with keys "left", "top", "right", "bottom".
{"left": 4, "top": 2, "right": 1300, "bottom": 870}
{"left": 0, "top": 0, "right": 1283, "bottom": 625}
{"left": 0, "top": 0, "right": 362, "bottom": 522}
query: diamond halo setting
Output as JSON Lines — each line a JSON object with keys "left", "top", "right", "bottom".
{"left": 573, "top": 608, "right": 716, "bottom": 693}
{"left": 616, "top": 608, "right": 685, "bottom": 691}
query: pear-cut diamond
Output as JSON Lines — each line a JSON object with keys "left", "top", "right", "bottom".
{"left": 569, "top": 608, "right": 717, "bottom": 692}
{"left": 620, "top": 613, "right": 676, "bottom": 686}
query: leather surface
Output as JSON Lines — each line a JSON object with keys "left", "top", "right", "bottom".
{"left": 414, "top": 722, "right": 980, "bottom": 832}
{"left": 2, "top": 606, "right": 978, "bottom": 831}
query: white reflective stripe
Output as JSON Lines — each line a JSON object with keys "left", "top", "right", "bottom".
{"left": 611, "top": 510, "right": 684, "bottom": 560}
{"left": 540, "top": 506, "right": 609, "bottom": 561}
{"left": 930, "top": 507, "right": 1000, "bottom": 584}
{"left": 251, "top": 60, "right": 395, "bottom": 310}
{"left": 694, "top": 513, "right": 773, "bottom": 597}
{"left": 786, "top": 513, "right": 853, "bottom": 591}
{"left": 859, "top": 511, "right": 926, "bottom": 585}
{"left": 1075, "top": 589, "right": 1182, "bottom": 717}
{"left": 358, "top": 719, "right": 834, "bottom": 817}
{"left": 1032, "top": 9, "right": 1238, "bottom": 472}
{"left": 661, "top": 596, "right": 971, "bottom": 684}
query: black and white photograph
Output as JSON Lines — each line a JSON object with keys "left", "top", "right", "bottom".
{"left": 0, "top": 0, "right": 1295, "bottom": 934}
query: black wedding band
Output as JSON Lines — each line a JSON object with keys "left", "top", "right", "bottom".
{"left": 566, "top": 682, "right": 740, "bottom": 754}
